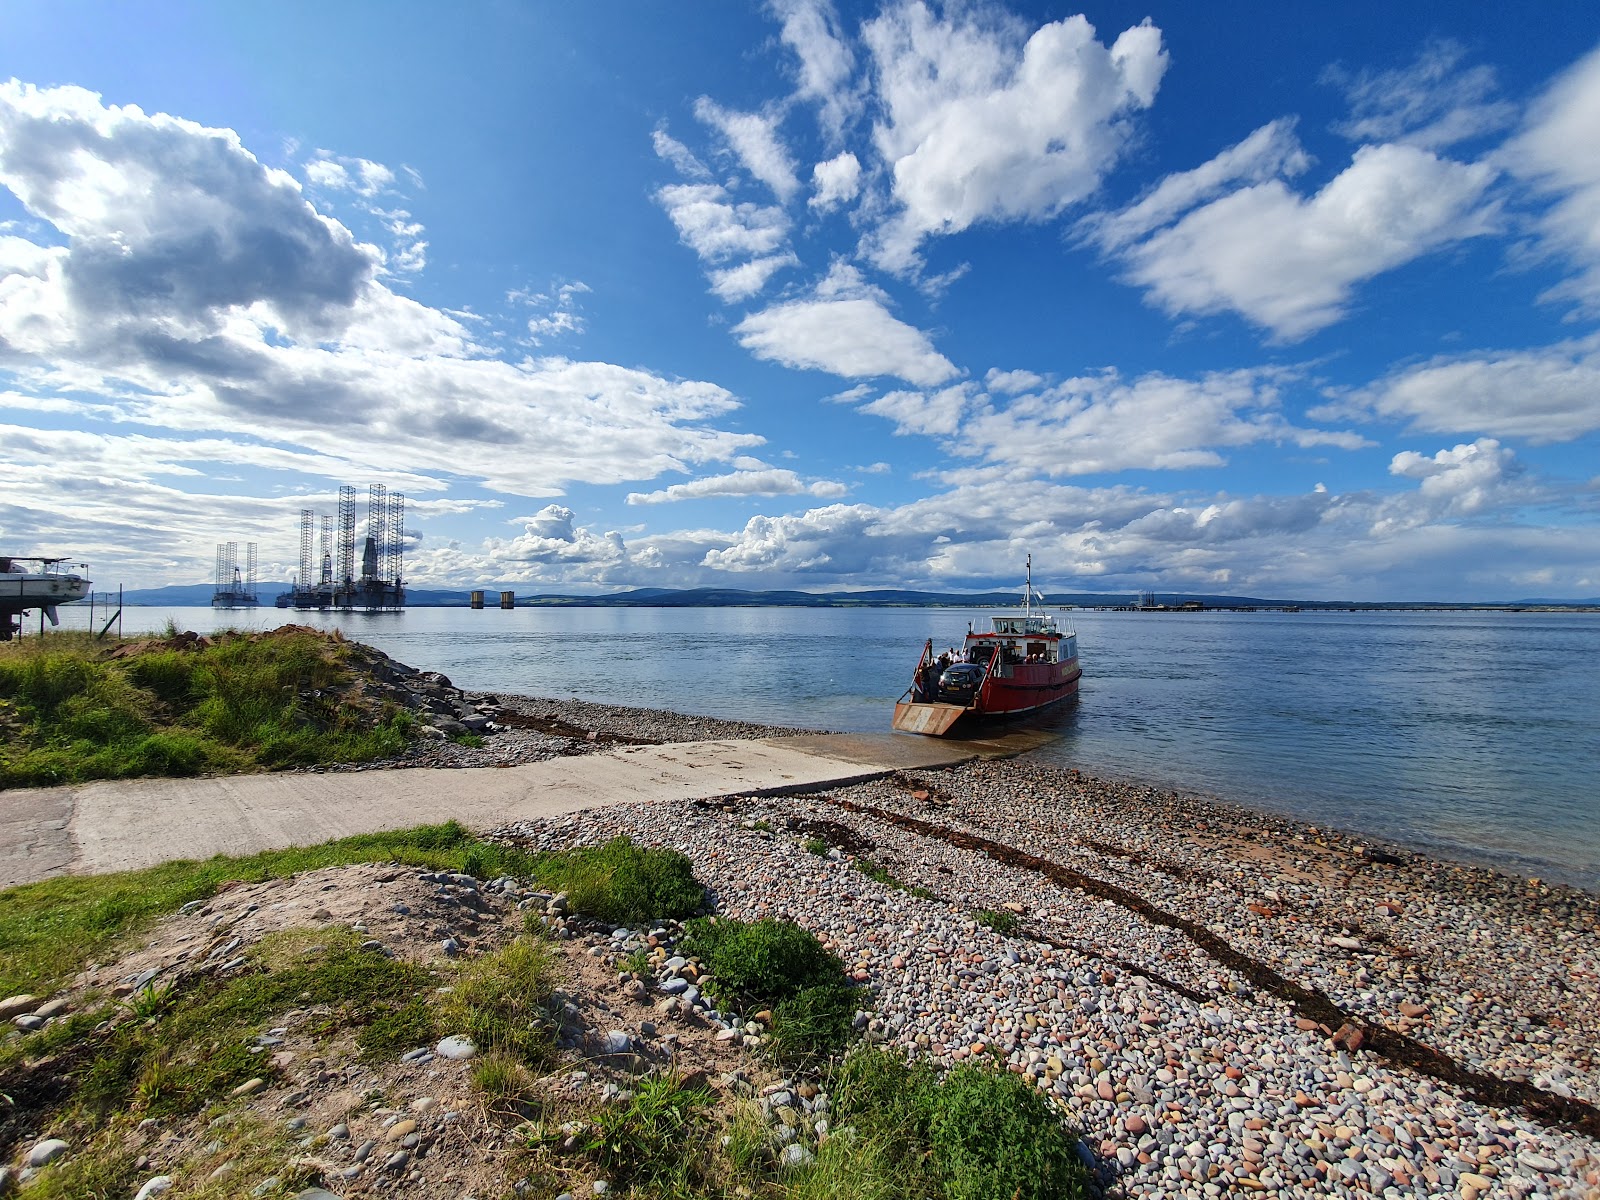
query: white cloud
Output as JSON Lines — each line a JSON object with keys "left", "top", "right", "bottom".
{"left": 652, "top": 126, "right": 711, "bottom": 180}
{"left": 809, "top": 151, "right": 861, "bottom": 210}
{"left": 512, "top": 280, "right": 591, "bottom": 344}
{"left": 733, "top": 263, "right": 957, "bottom": 385}
{"left": 1329, "top": 334, "right": 1600, "bottom": 443}
{"left": 0, "top": 81, "right": 769, "bottom": 537}
{"left": 654, "top": 182, "right": 794, "bottom": 302}
{"left": 771, "top": 0, "right": 860, "bottom": 141}
{"left": 852, "top": 366, "right": 1369, "bottom": 475}
{"left": 1501, "top": 44, "right": 1600, "bottom": 312}
{"left": 1115, "top": 143, "right": 1498, "bottom": 341}
{"left": 984, "top": 367, "right": 1045, "bottom": 394}
{"left": 305, "top": 152, "right": 395, "bottom": 197}
{"left": 861, "top": 384, "right": 972, "bottom": 437}
{"left": 693, "top": 97, "right": 800, "bottom": 203}
{"left": 1080, "top": 119, "right": 1310, "bottom": 254}
{"left": 1388, "top": 438, "right": 1528, "bottom": 517}
{"left": 1325, "top": 39, "right": 1516, "bottom": 150}
{"left": 709, "top": 252, "right": 800, "bottom": 302}
{"left": 862, "top": 5, "right": 1168, "bottom": 272}
{"left": 627, "top": 468, "right": 846, "bottom": 504}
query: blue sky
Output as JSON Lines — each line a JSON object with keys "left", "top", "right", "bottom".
{"left": 2, "top": 2, "right": 1598, "bottom": 600}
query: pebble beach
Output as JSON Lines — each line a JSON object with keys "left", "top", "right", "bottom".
{"left": 461, "top": 691, "right": 1599, "bottom": 1200}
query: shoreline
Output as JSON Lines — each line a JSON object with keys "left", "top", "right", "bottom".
{"left": 389, "top": 686, "right": 1600, "bottom": 902}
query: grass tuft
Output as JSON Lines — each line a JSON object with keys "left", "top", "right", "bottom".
{"left": 974, "top": 908, "right": 1021, "bottom": 935}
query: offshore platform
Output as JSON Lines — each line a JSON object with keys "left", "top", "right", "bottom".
{"left": 211, "top": 541, "right": 260, "bottom": 608}
{"left": 276, "top": 484, "right": 406, "bottom": 611}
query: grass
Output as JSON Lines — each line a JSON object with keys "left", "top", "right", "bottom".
{"left": 855, "top": 858, "right": 935, "bottom": 901}
{"left": 581, "top": 1071, "right": 716, "bottom": 1191}
{"left": 681, "top": 917, "right": 859, "bottom": 1066}
{"left": 803, "top": 837, "right": 829, "bottom": 856}
{"left": 436, "top": 938, "right": 560, "bottom": 1065}
{"left": 795, "top": 1047, "right": 1093, "bottom": 1200}
{"left": 974, "top": 908, "right": 1021, "bottom": 935}
{"left": 0, "top": 627, "right": 414, "bottom": 788}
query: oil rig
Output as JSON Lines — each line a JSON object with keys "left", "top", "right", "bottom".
{"left": 275, "top": 484, "right": 406, "bottom": 611}
{"left": 211, "top": 542, "right": 260, "bottom": 608}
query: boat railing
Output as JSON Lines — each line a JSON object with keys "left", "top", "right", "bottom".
{"left": 972, "top": 645, "right": 1001, "bottom": 711}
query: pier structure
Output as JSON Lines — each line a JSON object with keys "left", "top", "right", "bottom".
{"left": 275, "top": 483, "right": 406, "bottom": 611}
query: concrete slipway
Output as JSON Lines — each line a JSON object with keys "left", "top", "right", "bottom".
{"left": 0, "top": 730, "right": 1053, "bottom": 890}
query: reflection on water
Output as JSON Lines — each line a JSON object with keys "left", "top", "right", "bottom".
{"left": 51, "top": 603, "right": 1600, "bottom": 890}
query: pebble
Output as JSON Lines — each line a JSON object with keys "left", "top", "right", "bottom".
{"left": 133, "top": 1178, "right": 174, "bottom": 1200}
{"left": 435, "top": 1035, "right": 476, "bottom": 1060}
{"left": 486, "top": 742, "right": 1600, "bottom": 1200}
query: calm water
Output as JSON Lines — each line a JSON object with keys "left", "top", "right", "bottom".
{"left": 55, "top": 603, "right": 1600, "bottom": 890}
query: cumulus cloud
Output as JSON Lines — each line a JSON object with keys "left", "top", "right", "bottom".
{"left": 1325, "top": 39, "right": 1516, "bottom": 150}
{"left": 693, "top": 97, "right": 800, "bottom": 203}
{"left": 0, "top": 81, "right": 767, "bottom": 537}
{"left": 733, "top": 263, "right": 957, "bottom": 385}
{"left": 862, "top": 5, "right": 1168, "bottom": 272}
{"left": 652, "top": 126, "right": 711, "bottom": 180}
{"left": 626, "top": 468, "right": 846, "bottom": 504}
{"left": 1113, "top": 143, "right": 1499, "bottom": 341}
{"left": 305, "top": 152, "right": 396, "bottom": 196}
{"left": 511, "top": 280, "right": 591, "bottom": 344}
{"left": 810, "top": 151, "right": 861, "bottom": 210}
{"left": 709, "top": 252, "right": 800, "bottom": 302}
{"left": 655, "top": 183, "right": 790, "bottom": 263}
{"left": 1501, "top": 43, "right": 1600, "bottom": 312}
{"left": 1080, "top": 119, "right": 1310, "bottom": 254}
{"left": 1388, "top": 438, "right": 1528, "bottom": 516}
{"left": 852, "top": 366, "right": 1368, "bottom": 474}
{"left": 984, "top": 367, "right": 1045, "bottom": 394}
{"left": 771, "top": 0, "right": 861, "bottom": 141}
{"left": 1326, "top": 334, "right": 1600, "bottom": 443}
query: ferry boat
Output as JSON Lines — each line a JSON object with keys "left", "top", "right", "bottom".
{"left": 892, "top": 556, "right": 1081, "bottom": 737}
{"left": 1, "top": 556, "right": 92, "bottom": 640}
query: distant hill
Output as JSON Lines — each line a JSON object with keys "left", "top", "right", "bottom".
{"left": 104, "top": 583, "right": 1600, "bottom": 611}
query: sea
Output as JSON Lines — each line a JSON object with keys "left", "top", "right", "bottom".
{"left": 50, "top": 602, "right": 1600, "bottom": 892}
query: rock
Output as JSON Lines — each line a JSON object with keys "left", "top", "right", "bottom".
{"left": 1327, "top": 936, "right": 1363, "bottom": 951}
{"left": 33, "top": 999, "right": 69, "bottom": 1019}
{"left": 230, "top": 1077, "right": 267, "bottom": 1097}
{"left": 385, "top": 1120, "right": 416, "bottom": 1142}
{"left": 1330, "top": 1023, "right": 1365, "bottom": 1053}
{"left": 289, "top": 1191, "right": 347, "bottom": 1200}
{"left": 1126, "top": 1115, "right": 1148, "bottom": 1135}
{"left": 659, "top": 977, "right": 689, "bottom": 995}
{"left": 436, "top": 1035, "right": 477, "bottom": 1060}
{"left": 27, "top": 1138, "right": 70, "bottom": 1168}
{"left": 0, "top": 994, "right": 39, "bottom": 1021}
{"left": 133, "top": 1178, "right": 174, "bottom": 1200}
{"left": 780, "top": 1144, "right": 815, "bottom": 1168}
{"left": 601, "top": 1030, "right": 632, "bottom": 1054}
{"left": 1399, "top": 1001, "right": 1429, "bottom": 1019}
{"left": 12, "top": 1015, "right": 44, "bottom": 1032}
{"left": 0, "top": 1166, "right": 14, "bottom": 1197}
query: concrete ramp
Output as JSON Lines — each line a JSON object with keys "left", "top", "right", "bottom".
{"left": 1, "top": 733, "right": 985, "bottom": 889}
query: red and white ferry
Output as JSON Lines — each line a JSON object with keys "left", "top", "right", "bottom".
{"left": 892, "top": 556, "right": 1081, "bottom": 736}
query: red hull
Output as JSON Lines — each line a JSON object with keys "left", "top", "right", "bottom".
{"left": 975, "top": 662, "right": 1082, "bottom": 716}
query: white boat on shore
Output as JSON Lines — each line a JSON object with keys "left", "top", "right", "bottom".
{"left": 1, "top": 556, "right": 92, "bottom": 639}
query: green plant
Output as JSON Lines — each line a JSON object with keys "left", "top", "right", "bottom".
{"left": 856, "top": 858, "right": 935, "bottom": 900}
{"left": 622, "top": 947, "right": 653, "bottom": 978}
{"left": 452, "top": 732, "right": 485, "bottom": 748}
{"left": 582, "top": 1071, "right": 714, "bottom": 1190}
{"left": 682, "top": 917, "right": 859, "bottom": 1065}
{"left": 529, "top": 837, "right": 703, "bottom": 925}
{"left": 974, "top": 908, "right": 1021, "bottom": 935}
{"left": 804, "top": 837, "right": 829, "bottom": 856}
{"left": 436, "top": 938, "right": 558, "bottom": 1066}
{"left": 814, "top": 1047, "right": 1093, "bottom": 1200}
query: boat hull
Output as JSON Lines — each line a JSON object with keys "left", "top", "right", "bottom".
{"left": 975, "top": 664, "right": 1082, "bottom": 716}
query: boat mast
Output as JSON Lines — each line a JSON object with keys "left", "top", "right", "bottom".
{"left": 1025, "top": 553, "right": 1032, "bottom": 621}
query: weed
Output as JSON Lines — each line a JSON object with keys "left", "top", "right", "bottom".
{"left": 452, "top": 732, "right": 486, "bottom": 748}
{"left": 123, "top": 979, "right": 177, "bottom": 1021}
{"left": 471, "top": 1052, "right": 543, "bottom": 1122}
{"left": 436, "top": 938, "right": 558, "bottom": 1066}
{"left": 682, "top": 917, "right": 859, "bottom": 1065}
{"left": 855, "top": 858, "right": 935, "bottom": 900}
{"left": 582, "top": 1071, "right": 714, "bottom": 1191}
{"left": 974, "top": 908, "right": 1021, "bottom": 935}
{"left": 818, "top": 1047, "right": 1093, "bottom": 1200}
{"left": 748, "top": 819, "right": 772, "bottom": 833}
{"left": 527, "top": 837, "right": 703, "bottom": 925}
{"left": 804, "top": 836, "right": 829, "bottom": 856}
{"left": 622, "top": 947, "right": 653, "bottom": 978}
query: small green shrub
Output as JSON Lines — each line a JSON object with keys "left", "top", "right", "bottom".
{"left": 856, "top": 858, "right": 935, "bottom": 900}
{"left": 532, "top": 837, "right": 703, "bottom": 925}
{"left": 804, "top": 836, "right": 829, "bottom": 856}
{"left": 975, "top": 908, "right": 1021, "bottom": 935}
{"left": 682, "top": 917, "right": 858, "bottom": 1065}
{"left": 582, "top": 1071, "right": 714, "bottom": 1190}
{"left": 820, "top": 1047, "right": 1093, "bottom": 1200}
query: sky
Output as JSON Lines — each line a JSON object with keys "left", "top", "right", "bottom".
{"left": 2, "top": 2, "right": 1599, "bottom": 601}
